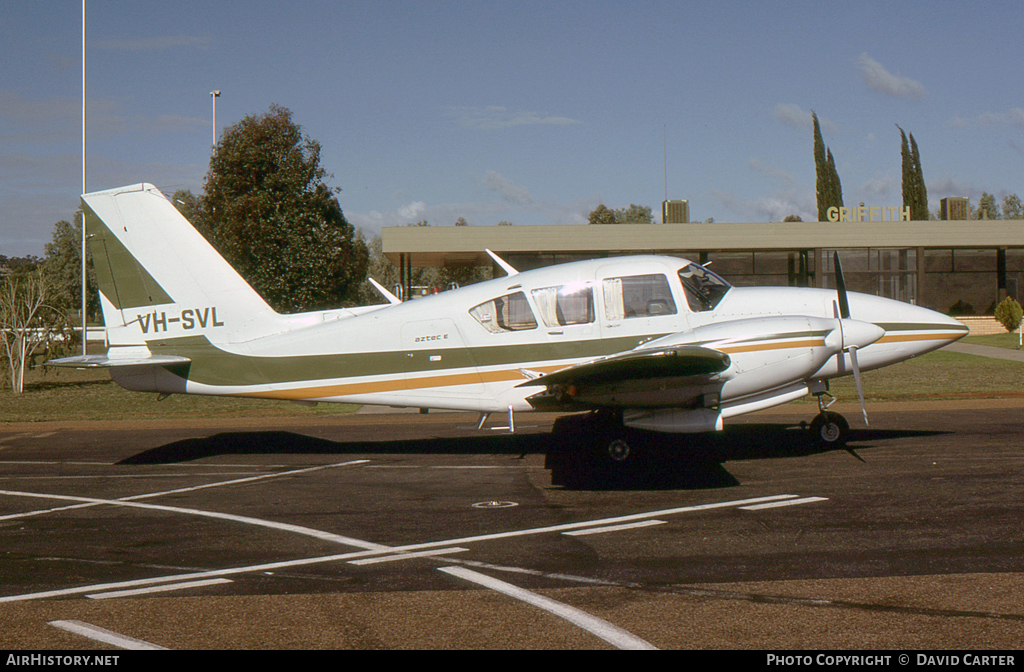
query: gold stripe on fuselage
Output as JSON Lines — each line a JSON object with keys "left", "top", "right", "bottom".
{"left": 234, "top": 336, "right": 831, "bottom": 401}
{"left": 877, "top": 331, "right": 966, "bottom": 344}
{"left": 716, "top": 338, "right": 826, "bottom": 354}
{"left": 237, "top": 365, "right": 565, "bottom": 401}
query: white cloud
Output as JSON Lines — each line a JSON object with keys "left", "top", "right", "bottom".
{"left": 773, "top": 103, "right": 811, "bottom": 129}
{"left": 952, "top": 108, "right": 1024, "bottom": 129}
{"left": 773, "top": 104, "right": 836, "bottom": 132}
{"left": 447, "top": 106, "right": 582, "bottom": 130}
{"left": 858, "top": 53, "right": 926, "bottom": 102}
{"left": 928, "top": 174, "right": 979, "bottom": 199}
{"left": 710, "top": 188, "right": 816, "bottom": 222}
{"left": 482, "top": 170, "right": 533, "bottom": 204}
{"left": 861, "top": 170, "right": 899, "bottom": 199}
{"left": 748, "top": 158, "right": 796, "bottom": 187}
{"left": 397, "top": 201, "right": 427, "bottom": 220}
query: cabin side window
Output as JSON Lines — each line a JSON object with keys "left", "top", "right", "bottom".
{"left": 602, "top": 274, "right": 677, "bottom": 321}
{"left": 677, "top": 263, "right": 731, "bottom": 312}
{"left": 469, "top": 292, "right": 538, "bottom": 333}
{"left": 530, "top": 283, "right": 595, "bottom": 327}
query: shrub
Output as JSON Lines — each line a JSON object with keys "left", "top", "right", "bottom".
{"left": 994, "top": 296, "right": 1023, "bottom": 333}
{"left": 948, "top": 299, "right": 975, "bottom": 316}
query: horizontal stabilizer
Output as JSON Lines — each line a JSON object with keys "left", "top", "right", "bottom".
{"left": 46, "top": 354, "right": 192, "bottom": 369}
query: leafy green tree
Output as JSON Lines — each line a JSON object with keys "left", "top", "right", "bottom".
{"left": 41, "top": 212, "right": 97, "bottom": 323}
{"left": 354, "top": 233, "right": 401, "bottom": 305}
{"left": 976, "top": 192, "right": 1000, "bottom": 220}
{"left": 588, "top": 204, "right": 617, "bottom": 225}
{"left": 195, "top": 104, "right": 368, "bottom": 313}
{"left": 588, "top": 203, "right": 654, "bottom": 224}
{"left": 898, "top": 126, "right": 929, "bottom": 220}
{"left": 813, "top": 112, "right": 843, "bottom": 220}
{"left": 994, "top": 296, "right": 1023, "bottom": 334}
{"left": 1003, "top": 194, "right": 1023, "bottom": 220}
{"left": 171, "top": 189, "right": 202, "bottom": 224}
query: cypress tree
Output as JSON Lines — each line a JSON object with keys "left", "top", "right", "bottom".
{"left": 813, "top": 112, "right": 828, "bottom": 220}
{"left": 813, "top": 112, "right": 843, "bottom": 220}
{"left": 898, "top": 125, "right": 928, "bottom": 221}
{"left": 826, "top": 148, "right": 843, "bottom": 213}
{"left": 898, "top": 125, "right": 913, "bottom": 217}
{"left": 909, "top": 132, "right": 928, "bottom": 220}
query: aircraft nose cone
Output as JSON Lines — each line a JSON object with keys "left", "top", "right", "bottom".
{"left": 905, "top": 303, "right": 971, "bottom": 345}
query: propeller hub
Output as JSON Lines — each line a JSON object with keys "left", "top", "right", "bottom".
{"left": 838, "top": 319, "right": 885, "bottom": 351}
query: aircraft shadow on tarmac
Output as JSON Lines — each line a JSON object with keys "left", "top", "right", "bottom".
{"left": 117, "top": 422, "right": 948, "bottom": 492}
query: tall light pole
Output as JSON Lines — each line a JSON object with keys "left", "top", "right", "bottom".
{"left": 210, "top": 90, "right": 220, "bottom": 148}
{"left": 81, "top": 0, "right": 87, "bottom": 356}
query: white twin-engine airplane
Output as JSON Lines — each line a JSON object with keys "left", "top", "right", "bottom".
{"left": 53, "top": 183, "right": 967, "bottom": 471}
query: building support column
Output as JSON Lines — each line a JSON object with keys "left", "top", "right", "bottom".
{"left": 916, "top": 247, "right": 926, "bottom": 307}
{"left": 997, "top": 247, "right": 1007, "bottom": 303}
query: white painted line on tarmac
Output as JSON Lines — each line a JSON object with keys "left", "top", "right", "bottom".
{"left": 0, "top": 488, "right": 390, "bottom": 551}
{"left": 0, "top": 493, "right": 820, "bottom": 605}
{"left": 338, "top": 494, "right": 803, "bottom": 555}
{"left": 739, "top": 497, "right": 829, "bottom": 511}
{"left": 444, "top": 558, "right": 633, "bottom": 587}
{"left": 348, "top": 547, "right": 469, "bottom": 565}
{"left": 439, "top": 566, "right": 657, "bottom": 650}
{"left": 0, "top": 459, "right": 371, "bottom": 524}
{"left": 49, "top": 620, "right": 167, "bottom": 650}
{"left": 1, "top": 473, "right": 263, "bottom": 481}
{"left": 117, "top": 460, "right": 371, "bottom": 501}
{"left": 87, "top": 578, "right": 233, "bottom": 600}
{"left": 2, "top": 552, "right": 367, "bottom": 603}
{"left": 563, "top": 520, "right": 667, "bottom": 537}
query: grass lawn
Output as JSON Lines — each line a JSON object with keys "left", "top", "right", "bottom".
{"left": 827, "top": 349, "right": 1024, "bottom": 401}
{"left": 2, "top": 364, "right": 358, "bottom": 423}
{"left": 962, "top": 332, "right": 1024, "bottom": 350}
{"left": 3, "top": 346, "right": 1023, "bottom": 423}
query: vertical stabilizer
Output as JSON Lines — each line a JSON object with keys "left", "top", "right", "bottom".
{"left": 83, "top": 183, "right": 278, "bottom": 346}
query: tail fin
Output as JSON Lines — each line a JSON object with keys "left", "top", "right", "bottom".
{"left": 84, "top": 183, "right": 276, "bottom": 346}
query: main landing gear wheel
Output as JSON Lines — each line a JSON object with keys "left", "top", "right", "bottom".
{"left": 809, "top": 411, "right": 849, "bottom": 448}
{"left": 548, "top": 411, "right": 650, "bottom": 487}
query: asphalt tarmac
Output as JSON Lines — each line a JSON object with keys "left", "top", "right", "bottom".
{"left": 1, "top": 399, "right": 1022, "bottom": 650}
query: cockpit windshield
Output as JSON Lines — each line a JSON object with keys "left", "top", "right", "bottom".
{"left": 677, "top": 263, "right": 731, "bottom": 312}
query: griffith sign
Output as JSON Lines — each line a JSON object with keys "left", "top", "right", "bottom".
{"left": 826, "top": 205, "right": 911, "bottom": 223}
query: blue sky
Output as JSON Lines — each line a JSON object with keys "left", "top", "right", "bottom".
{"left": 3, "top": 0, "right": 1023, "bottom": 257}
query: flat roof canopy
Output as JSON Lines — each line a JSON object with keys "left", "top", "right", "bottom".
{"left": 382, "top": 221, "right": 1024, "bottom": 268}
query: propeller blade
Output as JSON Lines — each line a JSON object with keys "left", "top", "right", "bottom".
{"left": 848, "top": 345, "right": 869, "bottom": 426}
{"left": 833, "top": 251, "right": 851, "bottom": 319}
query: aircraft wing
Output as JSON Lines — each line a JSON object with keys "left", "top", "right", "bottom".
{"left": 517, "top": 345, "right": 731, "bottom": 410}
{"left": 46, "top": 354, "right": 192, "bottom": 369}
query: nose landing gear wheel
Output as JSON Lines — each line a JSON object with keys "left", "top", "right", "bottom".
{"left": 809, "top": 411, "right": 849, "bottom": 448}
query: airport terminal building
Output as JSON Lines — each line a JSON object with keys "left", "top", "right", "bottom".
{"left": 382, "top": 204, "right": 1024, "bottom": 317}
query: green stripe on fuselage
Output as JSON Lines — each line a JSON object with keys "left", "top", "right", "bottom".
{"left": 876, "top": 322, "right": 970, "bottom": 333}
{"left": 147, "top": 333, "right": 667, "bottom": 388}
